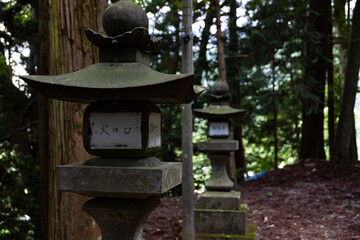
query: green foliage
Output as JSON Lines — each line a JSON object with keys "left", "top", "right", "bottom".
{"left": 0, "top": 52, "right": 39, "bottom": 239}
{"left": 225, "top": 0, "right": 309, "bottom": 171}
{"left": 193, "top": 118, "right": 210, "bottom": 191}
{"left": 0, "top": 0, "right": 39, "bottom": 238}
{"left": 0, "top": 145, "right": 39, "bottom": 240}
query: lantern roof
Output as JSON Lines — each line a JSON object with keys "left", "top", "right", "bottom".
{"left": 22, "top": 63, "right": 203, "bottom": 103}
{"left": 193, "top": 81, "right": 246, "bottom": 119}
{"left": 20, "top": 0, "right": 205, "bottom": 103}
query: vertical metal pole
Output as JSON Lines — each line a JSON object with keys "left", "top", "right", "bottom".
{"left": 181, "top": 0, "right": 194, "bottom": 239}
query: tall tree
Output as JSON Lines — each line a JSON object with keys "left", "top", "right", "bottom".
{"left": 194, "top": 0, "right": 215, "bottom": 86}
{"left": 37, "top": 0, "right": 106, "bottom": 239}
{"left": 226, "top": 0, "right": 248, "bottom": 180}
{"left": 327, "top": 18, "right": 335, "bottom": 157}
{"left": 215, "top": 0, "right": 226, "bottom": 82}
{"left": 334, "top": 0, "right": 350, "bottom": 82}
{"left": 332, "top": 0, "right": 360, "bottom": 164}
{"left": 299, "top": 0, "right": 330, "bottom": 159}
{"left": 332, "top": 0, "right": 357, "bottom": 161}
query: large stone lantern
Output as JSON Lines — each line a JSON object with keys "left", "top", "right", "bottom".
{"left": 193, "top": 80, "right": 256, "bottom": 239}
{"left": 21, "top": 1, "right": 204, "bottom": 239}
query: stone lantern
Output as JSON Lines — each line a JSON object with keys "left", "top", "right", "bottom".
{"left": 21, "top": 1, "right": 204, "bottom": 239}
{"left": 193, "top": 80, "right": 256, "bottom": 239}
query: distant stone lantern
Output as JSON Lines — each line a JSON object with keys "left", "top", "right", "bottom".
{"left": 193, "top": 80, "right": 256, "bottom": 239}
{"left": 194, "top": 80, "right": 246, "bottom": 190}
{"left": 21, "top": 1, "right": 204, "bottom": 239}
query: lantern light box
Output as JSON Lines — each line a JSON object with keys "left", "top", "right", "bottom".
{"left": 83, "top": 102, "right": 161, "bottom": 158}
{"left": 208, "top": 120, "right": 230, "bottom": 137}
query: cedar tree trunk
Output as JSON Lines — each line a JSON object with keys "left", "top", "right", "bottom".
{"left": 332, "top": 0, "right": 360, "bottom": 164}
{"left": 299, "top": 0, "right": 329, "bottom": 159}
{"left": 37, "top": 0, "right": 107, "bottom": 239}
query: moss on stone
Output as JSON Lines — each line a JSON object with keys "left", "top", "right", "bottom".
{"left": 195, "top": 224, "right": 257, "bottom": 239}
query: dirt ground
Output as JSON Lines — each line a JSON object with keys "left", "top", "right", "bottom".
{"left": 143, "top": 159, "right": 360, "bottom": 240}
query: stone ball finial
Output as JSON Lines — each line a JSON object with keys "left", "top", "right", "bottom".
{"left": 212, "top": 81, "right": 229, "bottom": 96}
{"left": 102, "top": 0, "right": 149, "bottom": 37}
{"left": 210, "top": 80, "right": 231, "bottom": 103}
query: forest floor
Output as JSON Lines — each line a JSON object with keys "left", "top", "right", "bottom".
{"left": 143, "top": 159, "right": 360, "bottom": 240}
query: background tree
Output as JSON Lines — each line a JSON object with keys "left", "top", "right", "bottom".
{"left": 332, "top": 0, "right": 360, "bottom": 164}
{"left": 37, "top": 0, "right": 106, "bottom": 239}
{"left": 299, "top": 0, "right": 330, "bottom": 160}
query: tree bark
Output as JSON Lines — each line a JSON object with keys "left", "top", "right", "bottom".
{"left": 272, "top": 50, "right": 278, "bottom": 169}
{"left": 227, "top": 0, "right": 248, "bottom": 180}
{"left": 334, "top": 0, "right": 349, "bottom": 82}
{"left": 327, "top": 2, "right": 335, "bottom": 158}
{"left": 38, "top": 0, "right": 107, "bottom": 239}
{"left": 332, "top": 0, "right": 360, "bottom": 164}
{"left": 215, "top": 0, "right": 226, "bottom": 82}
{"left": 194, "top": 0, "right": 215, "bottom": 86}
{"left": 299, "top": 0, "right": 329, "bottom": 160}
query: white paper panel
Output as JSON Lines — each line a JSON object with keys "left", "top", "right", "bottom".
{"left": 209, "top": 121, "right": 229, "bottom": 136}
{"left": 148, "top": 112, "right": 161, "bottom": 148}
{"left": 90, "top": 112, "right": 142, "bottom": 149}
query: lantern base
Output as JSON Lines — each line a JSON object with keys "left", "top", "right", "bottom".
{"left": 198, "top": 140, "right": 238, "bottom": 153}
{"left": 204, "top": 153, "right": 234, "bottom": 191}
{"left": 196, "top": 190, "right": 241, "bottom": 210}
{"left": 195, "top": 205, "right": 248, "bottom": 236}
{"left": 195, "top": 191, "right": 255, "bottom": 238}
{"left": 56, "top": 157, "right": 181, "bottom": 198}
{"left": 83, "top": 196, "right": 160, "bottom": 240}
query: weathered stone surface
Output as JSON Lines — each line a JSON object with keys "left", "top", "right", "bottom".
{"left": 21, "top": 62, "right": 204, "bottom": 104}
{"left": 83, "top": 157, "right": 162, "bottom": 167}
{"left": 83, "top": 197, "right": 159, "bottom": 240}
{"left": 193, "top": 80, "right": 246, "bottom": 119}
{"left": 205, "top": 154, "right": 234, "bottom": 191}
{"left": 56, "top": 160, "right": 181, "bottom": 198}
{"left": 102, "top": 0, "right": 148, "bottom": 37}
{"left": 99, "top": 48, "right": 149, "bottom": 65}
{"left": 198, "top": 140, "right": 238, "bottom": 152}
{"left": 196, "top": 191, "right": 241, "bottom": 210}
{"left": 195, "top": 206, "right": 248, "bottom": 235}
{"left": 195, "top": 224, "right": 257, "bottom": 240}
{"left": 194, "top": 105, "right": 246, "bottom": 119}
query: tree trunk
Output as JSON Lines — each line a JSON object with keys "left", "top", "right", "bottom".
{"left": 38, "top": 0, "right": 107, "bottom": 239}
{"left": 332, "top": 0, "right": 360, "bottom": 164}
{"left": 272, "top": 50, "right": 278, "bottom": 169}
{"left": 327, "top": 2, "right": 335, "bottom": 158}
{"left": 194, "top": 0, "right": 215, "bottom": 86}
{"left": 227, "top": 0, "right": 248, "bottom": 181}
{"left": 299, "top": 0, "right": 329, "bottom": 160}
{"left": 215, "top": 0, "right": 226, "bottom": 83}
{"left": 334, "top": 0, "right": 350, "bottom": 82}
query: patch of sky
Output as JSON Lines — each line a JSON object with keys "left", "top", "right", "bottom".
{"left": 355, "top": 80, "right": 360, "bottom": 156}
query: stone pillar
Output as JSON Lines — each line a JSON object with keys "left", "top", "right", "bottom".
{"left": 83, "top": 197, "right": 160, "bottom": 240}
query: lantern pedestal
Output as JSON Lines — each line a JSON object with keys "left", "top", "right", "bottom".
{"left": 83, "top": 197, "right": 160, "bottom": 240}
{"left": 195, "top": 191, "right": 256, "bottom": 239}
{"left": 57, "top": 157, "right": 182, "bottom": 239}
{"left": 56, "top": 158, "right": 182, "bottom": 198}
{"left": 195, "top": 139, "right": 256, "bottom": 239}
{"left": 199, "top": 140, "right": 238, "bottom": 191}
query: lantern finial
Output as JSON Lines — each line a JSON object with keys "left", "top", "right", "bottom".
{"left": 102, "top": 0, "right": 148, "bottom": 37}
